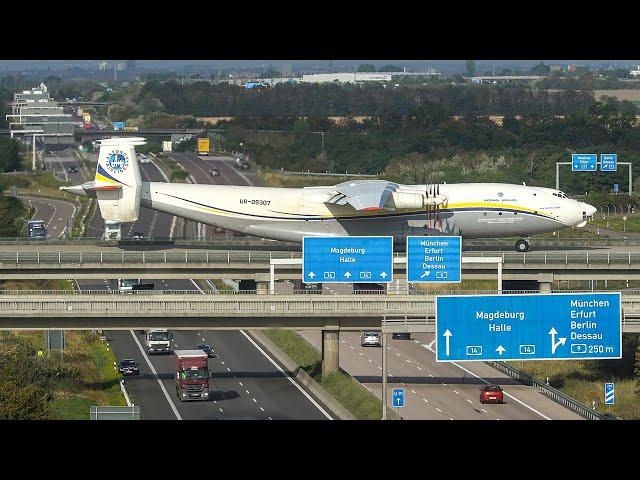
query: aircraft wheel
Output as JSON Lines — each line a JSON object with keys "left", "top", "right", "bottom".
{"left": 515, "top": 239, "right": 530, "bottom": 253}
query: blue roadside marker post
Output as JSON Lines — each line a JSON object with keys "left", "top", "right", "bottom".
{"left": 604, "top": 383, "right": 615, "bottom": 411}
{"left": 435, "top": 292, "right": 622, "bottom": 362}
{"left": 406, "top": 236, "right": 461, "bottom": 283}
{"left": 302, "top": 236, "right": 394, "bottom": 284}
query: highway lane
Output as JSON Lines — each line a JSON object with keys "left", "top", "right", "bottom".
{"left": 43, "top": 149, "right": 85, "bottom": 185}
{"left": 21, "top": 196, "right": 77, "bottom": 238}
{"left": 298, "top": 330, "right": 582, "bottom": 420}
{"left": 78, "top": 156, "right": 329, "bottom": 419}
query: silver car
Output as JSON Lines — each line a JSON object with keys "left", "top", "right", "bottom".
{"left": 361, "top": 331, "right": 382, "bottom": 347}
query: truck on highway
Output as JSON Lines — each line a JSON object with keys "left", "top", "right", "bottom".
{"left": 174, "top": 350, "right": 210, "bottom": 401}
{"left": 145, "top": 329, "right": 173, "bottom": 354}
{"left": 103, "top": 220, "right": 122, "bottom": 240}
{"left": 26, "top": 220, "right": 47, "bottom": 239}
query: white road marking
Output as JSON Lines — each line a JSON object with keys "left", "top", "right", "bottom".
{"left": 410, "top": 389, "right": 416, "bottom": 394}
{"left": 423, "top": 398, "right": 429, "bottom": 403}
{"left": 268, "top": 416, "right": 272, "bottom": 420}
{"left": 481, "top": 408, "right": 488, "bottom": 413}
{"left": 429, "top": 374, "right": 434, "bottom": 377}
{"left": 227, "top": 367, "right": 231, "bottom": 371}
{"left": 252, "top": 398, "right": 257, "bottom": 403}
{"left": 358, "top": 352, "right": 363, "bottom": 356}
{"left": 449, "top": 418, "right": 454, "bottom": 420}
{"left": 219, "top": 408, "right": 224, "bottom": 413}
{"left": 130, "top": 331, "right": 182, "bottom": 420}
{"left": 368, "top": 359, "right": 373, "bottom": 363}
{"left": 378, "top": 366, "right": 382, "bottom": 370}
{"left": 395, "top": 352, "right": 401, "bottom": 357}
{"left": 454, "top": 390, "right": 460, "bottom": 395}
{"left": 406, "top": 359, "right": 411, "bottom": 364}
{"left": 260, "top": 407, "right": 265, "bottom": 412}
{"left": 435, "top": 407, "right": 442, "bottom": 413}
{"left": 413, "top": 340, "right": 421, "bottom": 344}
{"left": 221, "top": 361, "right": 225, "bottom": 365}
{"left": 245, "top": 390, "right": 250, "bottom": 394}
{"left": 238, "top": 382, "right": 243, "bottom": 386}
{"left": 417, "top": 366, "right": 423, "bottom": 371}
{"left": 238, "top": 330, "right": 333, "bottom": 420}
{"left": 422, "top": 341, "right": 551, "bottom": 420}
{"left": 466, "top": 399, "right": 473, "bottom": 404}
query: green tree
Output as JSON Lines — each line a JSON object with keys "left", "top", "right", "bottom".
{"left": 379, "top": 64, "right": 403, "bottom": 72}
{"left": 0, "top": 137, "right": 21, "bottom": 173}
{"left": 531, "top": 61, "right": 551, "bottom": 75}
{"left": 357, "top": 64, "right": 377, "bottom": 72}
{"left": 465, "top": 60, "right": 476, "bottom": 77}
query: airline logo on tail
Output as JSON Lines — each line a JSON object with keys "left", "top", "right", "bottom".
{"left": 96, "top": 149, "right": 131, "bottom": 187}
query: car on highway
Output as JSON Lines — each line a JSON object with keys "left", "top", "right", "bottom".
{"left": 360, "top": 331, "right": 381, "bottom": 347}
{"left": 132, "top": 231, "right": 145, "bottom": 239}
{"left": 68, "top": 166, "right": 79, "bottom": 174}
{"left": 210, "top": 167, "right": 219, "bottom": 176}
{"left": 234, "top": 158, "right": 250, "bottom": 170}
{"left": 195, "top": 344, "right": 215, "bottom": 358}
{"left": 118, "top": 359, "right": 140, "bottom": 376}
{"left": 479, "top": 385, "right": 504, "bottom": 404}
{"left": 392, "top": 332, "right": 411, "bottom": 340}
{"left": 138, "top": 154, "right": 151, "bottom": 164}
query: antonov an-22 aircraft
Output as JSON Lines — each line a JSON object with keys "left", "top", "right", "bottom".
{"left": 61, "top": 137, "right": 597, "bottom": 252}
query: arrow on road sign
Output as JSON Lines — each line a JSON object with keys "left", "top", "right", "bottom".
{"left": 380, "top": 272, "right": 388, "bottom": 278}
{"left": 548, "top": 327, "right": 567, "bottom": 354}
{"left": 443, "top": 329, "right": 452, "bottom": 356}
{"left": 420, "top": 271, "right": 431, "bottom": 278}
{"left": 496, "top": 345, "right": 506, "bottom": 355}
{"left": 344, "top": 272, "right": 351, "bottom": 278}
{"left": 307, "top": 272, "right": 315, "bottom": 278}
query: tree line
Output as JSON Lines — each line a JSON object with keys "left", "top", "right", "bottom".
{"left": 136, "top": 80, "right": 609, "bottom": 117}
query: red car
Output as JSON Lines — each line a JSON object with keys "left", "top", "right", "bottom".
{"left": 479, "top": 385, "right": 504, "bottom": 404}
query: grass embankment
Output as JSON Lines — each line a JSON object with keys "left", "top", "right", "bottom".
{"left": 591, "top": 213, "right": 640, "bottom": 233}
{"left": 0, "top": 171, "right": 78, "bottom": 203}
{"left": 505, "top": 359, "right": 640, "bottom": 419}
{"left": 0, "top": 279, "right": 126, "bottom": 419}
{"left": 154, "top": 154, "right": 189, "bottom": 182}
{"left": 262, "top": 329, "right": 382, "bottom": 420}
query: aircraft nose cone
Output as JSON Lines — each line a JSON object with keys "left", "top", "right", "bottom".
{"left": 583, "top": 203, "right": 597, "bottom": 217}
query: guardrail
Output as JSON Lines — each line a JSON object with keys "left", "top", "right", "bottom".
{"left": 487, "top": 361, "right": 619, "bottom": 420}
{"left": 0, "top": 289, "right": 630, "bottom": 296}
{"left": 4, "top": 250, "right": 640, "bottom": 266}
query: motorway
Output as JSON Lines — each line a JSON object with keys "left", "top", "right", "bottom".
{"left": 77, "top": 153, "right": 330, "bottom": 420}
{"left": 298, "top": 331, "right": 582, "bottom": 420}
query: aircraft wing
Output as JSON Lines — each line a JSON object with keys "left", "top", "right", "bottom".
{"left": 326, "top": 180, "right": 400, "bottom": 211}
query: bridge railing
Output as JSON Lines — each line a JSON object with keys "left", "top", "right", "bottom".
{"left": 0, "top": 289, "right": 631, "bottom": 296}
{"left": 5, "top": 250, "right": 640, "bottom": 265}
{"left": 486, "top": 361, "right": 619, "bottom": 420}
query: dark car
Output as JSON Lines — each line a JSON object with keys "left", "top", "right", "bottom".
{"left": 234, "top": 158, "right": 250, "bottom": 170}
{"left": 118, "top": 359, "right": 139, "bottom": 376}
{"left": 68, "top": 166, "right": 79, "bottom": 173}
{"left": 479, "top": 385, "right": 504, "bottom": 404}
{"left": 210, "top": 167, "right": 220, "bottom": 176}
{"left": 392, "top": 332, "right": 412, "bottom": 340}
{"left": 132, "top": 231, "right": 145, "bottom": 239}
{"left": 196, "top": 344, "right": 215, "bottom": 358}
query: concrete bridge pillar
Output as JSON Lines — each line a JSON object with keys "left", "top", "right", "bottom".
{"left": 321, "top": 330, "right": 340, "bottom": 378}
{"left": 255, "top": 281, "right": 269, "bottom": 295}
{"left": 537, "top": 274, "right": 554, "bottom": 294}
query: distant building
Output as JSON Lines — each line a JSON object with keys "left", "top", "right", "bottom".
{"left": 549, "top": 65, "right": 562, "bottom": 72}
{"left": 7, "top": 83, "right": 76, "bottom": 147}
{"left": 567, "top": 64, "right": 577, "bottom": 72}
{"left": 630, "top": 66, "right": 640, "bottom": 78}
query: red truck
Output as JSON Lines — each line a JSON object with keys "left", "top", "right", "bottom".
{"left": 174, "top": 350, "right": 210, "bottom": 401}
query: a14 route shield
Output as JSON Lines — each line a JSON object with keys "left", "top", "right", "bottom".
{"left": 435, "top": 293, "right": 621, "bottom": 362}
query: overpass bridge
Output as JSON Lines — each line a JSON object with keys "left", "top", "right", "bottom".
{"left": 0, "top": 290, "right": 636, "bottom": 376}
{"left": 3, "top": 247, "right": 640, "bottom": 289}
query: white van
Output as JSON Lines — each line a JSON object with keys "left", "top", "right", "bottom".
{"left": 103, "top": 220, "right": 122, "bottom": 240}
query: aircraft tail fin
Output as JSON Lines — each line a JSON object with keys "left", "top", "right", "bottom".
{"left": 94, "top": 137, "right": 146, "bottom": 222}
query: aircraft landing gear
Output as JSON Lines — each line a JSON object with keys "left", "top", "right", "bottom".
{"left": 515, "top": 239, "right": 530, "bottom": 253}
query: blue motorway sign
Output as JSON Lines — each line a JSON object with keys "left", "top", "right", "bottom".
{"left": 302, "top": 236, "right": 393, "bottom": 283}
{"left": 605, "top": 383, "right": 615, "bottom": 405}
{"left": 392, "top": 388, "right": 405, "bottom": 408}
{"left": 435, "top": 292, "right": 621, "bottom": 362}
{"left": 572, "top": 154, "right": 597, "bottom": 172}
{"left": 614, "top": 183, "right": 620, "bottom": 193}
{"left": 113, "top": 121, "right": 125, "bottom": 130}
{"left": 601, "top": 154, "right": 618, "bottom": 172}
{"left": 407, "top": 236, "right": 461, "bottom": 283}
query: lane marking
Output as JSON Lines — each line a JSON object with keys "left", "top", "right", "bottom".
{"left": 466, "top": 399, "right": 473, "bottom": 404}
{"left": 130, "top": 331, "right": 182, "bottom": 420}
{"left": 417, "top": 366, "right": 423, "bottom": 371}
{"left": 410, "top": 389, "right": 416, "bottom": 394}
{"left": 422, "top": 343, "right": 551, "bottom": 420}
{"left": 239, "top": 331, "right": 333, "bottom": 419}
{"left": 423, "top": 398, "right": 429, "bottom": 403}
{"left": 454, "top": 390, "right": 460, "bottom": 395}
{"left": 435, "top": 407, "right": 442, "bottom": 413}
{"left": 481, "top": 408, "right": 488, "bottom": 413}
{"left": 260, "top": 407, "right": 265, "bottom": 412}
